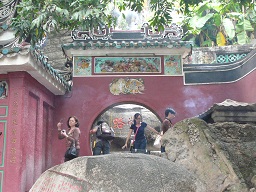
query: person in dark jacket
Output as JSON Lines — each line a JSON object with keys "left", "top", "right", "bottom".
{"left": 90, "top": 121, "right": 112, "bottom": 155}
{"left": 161, "top": 108, "right": 176, "bottom": 153}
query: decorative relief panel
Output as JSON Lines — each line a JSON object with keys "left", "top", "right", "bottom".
{"left": 73, "top": 57, "right": 92, "bottom": 77}
{"left": 164, "top": 55, "right": 182, "bottom": 75}
{"left": 95, "top": 57, "right": 161, "bottom": 74}
{"left": 109, "top": 78, "right": 144, "bottom": 95}
{"left": 0, "top": 81, "right": 8, "bottom": 99}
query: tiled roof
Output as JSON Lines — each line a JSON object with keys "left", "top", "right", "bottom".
{"left": 63, "top": 39, "right": 192, "bottom": 50}
{"left": 0, "top": 42, "right": 72, "bottom": 94}
{"left": 0, "top": 38, "right": 72, "bottom": 95}
{"left": 32, "top": 47, "right": 72, "bottom": 92}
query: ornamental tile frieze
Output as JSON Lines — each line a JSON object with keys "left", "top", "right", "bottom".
{"left": 73, "top": 56, "right": 183, "bottom": 76}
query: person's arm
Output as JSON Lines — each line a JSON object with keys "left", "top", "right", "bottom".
{"left": 122, "top": 129, "right": 133, "bottom": 149}
{"left": 89, "top": 126, "right": 98, "bottom": 134}
{"left": 65, "top": 134, "right": 75, "bottom": 142}
{"left": 62, "top": 128, "right": 81, "bottom": 146}
{"left": 147, "top": 125, "right": 160, "bottom": 135}
{"left": 57, "top": 122, "right": 65, "bottom": 139}
{"left": 61, "top": 130, "right": 75, "bottom": 143}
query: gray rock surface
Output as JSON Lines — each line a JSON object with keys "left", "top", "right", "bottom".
{"left": 30, "top": 153, "right": 206, "bottom": 192}
{"left": 42, "top": 31, "right": 72, "bottom": 70}
{"left": 162, "top": 117, "right": 256, "bottom": 192}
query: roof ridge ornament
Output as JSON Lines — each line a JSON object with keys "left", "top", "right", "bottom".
{"left": 71, "top": 23, "right": 184, "bottom": 42}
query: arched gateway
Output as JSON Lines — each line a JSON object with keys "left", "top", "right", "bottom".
{"left": 59, "top": 23, "right": 192, "bottom": 155}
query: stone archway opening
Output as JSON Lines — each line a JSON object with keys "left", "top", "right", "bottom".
{"left": 90, "top": 103, "right": 162, "bottom": 153}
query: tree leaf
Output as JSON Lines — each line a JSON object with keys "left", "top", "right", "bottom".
{"left": 31, "top": 14, "right": 45, "bottom": 28}
{"left": 243, "top": 19, "right": 254, "bottom": 31}
{"left": 222, "top": 18, "right": 235, "bottom": 39}
{"left": 213, "top": 13, "right": 221, "bottom": 27}
{"left": 189, "top": 13, "right": 214, "bottom": 29}
{"left": 236, "top": 19, "right": 254, "bottom": 33}
{"left": 237, "top": 31, "right": 249, "bottom": 44}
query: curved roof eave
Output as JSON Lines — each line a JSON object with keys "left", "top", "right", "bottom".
{"left": 0, "top": 0, "right": 72, "bottom": 95}
{"left": 0, "top": 47, "right": 71, "bottom": 95}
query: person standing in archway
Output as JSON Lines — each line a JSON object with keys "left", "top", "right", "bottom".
{"left": 122, "top": 113, "right": 160, "bottom": 151}
{"left": 90, "top": 121, "right": 114, "bottom": 155}
{"left": 161, "top": 108, "right": 176, "bottom": 153}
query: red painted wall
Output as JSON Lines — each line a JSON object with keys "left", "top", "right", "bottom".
{"left": 1, "top": 68, "right": 256, "bottom": 191}
{"left": 0, "top": 72, "right": 54, "bottom": 192}
{"left": 53, "top": 70, "right": 256, "bottom": 164}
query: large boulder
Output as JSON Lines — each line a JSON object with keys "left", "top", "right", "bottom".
{"left": 162, "top": 117, "right": 256, "bottom": 192}
{"left": 30, "top": 153, "right": 206, "bottom": 192}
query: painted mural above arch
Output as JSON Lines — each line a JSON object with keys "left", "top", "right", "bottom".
{"left": 73, "top": 55, "right": 183, "bottom": 76}
{"left": 94, "top": 57, "right": 161, "bottom": 74}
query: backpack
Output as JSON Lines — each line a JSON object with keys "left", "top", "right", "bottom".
{"left": 96, "top": 122, "right": 115, "bottom": 140}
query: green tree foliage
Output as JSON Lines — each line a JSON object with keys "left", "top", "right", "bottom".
{"left": 11, "top": 0, "right": 254, "bottom": 46}
{"left": 182, "top": 0, "right": 256, "bottom": 46}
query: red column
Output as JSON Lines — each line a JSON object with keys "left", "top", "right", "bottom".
{"left": 4, "top": 72, "right": 26, "bottom": 192}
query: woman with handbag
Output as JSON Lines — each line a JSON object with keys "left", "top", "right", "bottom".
{"left": 57, "top": 116, "right": 81, "bottom": 162}
{"left": 122, "top": 113, "right": 160, "bottom": 151}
